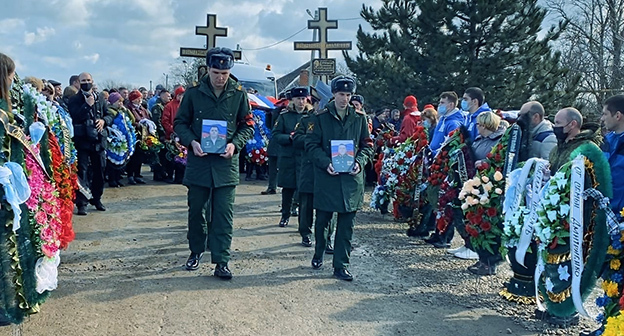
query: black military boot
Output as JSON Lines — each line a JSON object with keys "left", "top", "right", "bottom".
{"left": 214, "top": 264, "right": 233, "bottom": 280}
{"left": 333, "top": 268, "right": 353, "bottom": 281}
{"left": 278, "top": 217, "right": 289, "bottom": 227}
{"left": 185, "top": 252, "right": 203, "bottom": 271}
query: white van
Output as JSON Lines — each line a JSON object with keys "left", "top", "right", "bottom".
{"left": 231, "top": 62, "right": 277, "bottom": 98}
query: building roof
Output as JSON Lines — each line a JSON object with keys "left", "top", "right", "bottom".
{"left": 276, "top": 61, "right": 310, "bottom": 94}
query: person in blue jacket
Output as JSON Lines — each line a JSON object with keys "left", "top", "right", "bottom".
{"left": 601, "top": 94, "right": 624, "bottom": 217}
{"left": 461, "top": 87, "right": 491, "bottom": 142}
{"left": 430, "top": 91, "right": 464, "bottom": 154}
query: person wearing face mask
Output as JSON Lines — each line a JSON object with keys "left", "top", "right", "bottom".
{"left": 461, "top": 87, "right": 491, "bottom": 142}
{"left": 601, "top": 95, "right": 624, "bottom": 218}
{"left": 305, "top": 76, "right": 374, "bottom": 281}
{"left": 548, "top": 107, "right": 602, "bottom": 173}
{"left": 421, "top": 106, "right": 438, "bottom": 141}
{"left": 68, "top": 72, "right": 113, "bottom": 215}
{"left": 125, "top": 90, "right": 149, "bottom": 185}
{"left": 516, "top": 101, "right": 557, "bottom": 161}
{"left": 430, "top": 91, "right": 464, "bottom": 153}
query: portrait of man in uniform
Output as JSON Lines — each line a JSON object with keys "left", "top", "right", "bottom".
{"left": 201, "top": 121, "right": 227, "bottom": 154}
{"left": 331, "top": 140, "right": 355, "bottom": 173}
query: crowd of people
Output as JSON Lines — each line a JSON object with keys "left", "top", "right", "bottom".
{"left": 3, "top": 45, "right": 624, "bottom": 335}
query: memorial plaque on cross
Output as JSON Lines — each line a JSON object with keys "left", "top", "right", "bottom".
{"left": 293, "top": 7, "right": 352, "bottom": 78}
{"left": 180, "top": 14, "right": 242, "bottom": 60}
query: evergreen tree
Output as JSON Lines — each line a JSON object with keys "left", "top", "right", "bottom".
{"left": 345, "top": 0, "right": 579, "bottom": 112}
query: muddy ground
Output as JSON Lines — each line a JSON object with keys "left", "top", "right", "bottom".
{"left": 0, "top": 173, "right": 600, "bottom": 335}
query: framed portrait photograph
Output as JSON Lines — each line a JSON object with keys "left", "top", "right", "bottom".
{"left": 331, "top": 140, "right": 355, "bottom": 173}
{"left": 201, "top": 119, "right": 228, "bottom": 154}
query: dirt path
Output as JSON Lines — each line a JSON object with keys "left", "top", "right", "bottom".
{"left": 0, "top": 173, "right": 585, "bottom": 336}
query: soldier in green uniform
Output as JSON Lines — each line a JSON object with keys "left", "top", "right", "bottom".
{"left": 150, "top": 89, "right": 172, "bottom": 181}
{"left": 272, "top": 87, "right": 312, "bottom": 227}
{"left": 293, "top": 92, "right": 336, "bottom": 250}
{"left": 174, "top": 47, "right": 254, "bottom": 279}
{"left": 305, "top": 76, "right": 374, "bottom": 281}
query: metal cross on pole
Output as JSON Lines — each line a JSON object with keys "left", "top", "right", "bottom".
{"left": 180, "top": 14, "right": 242, "bottom": 60}
{"left": 294, "top": 7, "right": 352, "bottom": 82}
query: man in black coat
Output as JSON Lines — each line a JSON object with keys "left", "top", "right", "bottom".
{"left": 68, "top": 72, "right": 112, "bottom": 215}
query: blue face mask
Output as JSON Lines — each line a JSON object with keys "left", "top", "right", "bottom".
{"left": 461, "top": 100, "right": 470, "bottom": 111}
{"left": 438, "top": 104, "right": 447, "bottom": 115}
{"left": 423, "top": 120, "right": 431, "bottom": 129}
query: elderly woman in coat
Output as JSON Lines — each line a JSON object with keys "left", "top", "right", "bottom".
{"left": 472, "top": 111, "right": 508, "bottom": 161}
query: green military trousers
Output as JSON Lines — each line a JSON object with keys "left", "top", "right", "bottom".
{"left": 299, "top": 192, "right": 336, "bottom": 241}
{"left": 313, "top": 210, "right": 356, "bottom": 269}
{"left": 187, "top": 184, "right": 236, "bottom": 264}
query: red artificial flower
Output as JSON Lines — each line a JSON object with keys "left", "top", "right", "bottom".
{"left": 563, "top": 220, "right": 570, "bottom": 230}
{"left": 466, "top": 225, "right": 479, "bottom": 237}
{"left": 549, "top": 236, "right": 559, "bottom": 249}
{"left": 486, "top": 207, "right": 497, "bottom": 217}
{"left": 397, "top": 158, "right": 405, "bottom": 165}
{"left": 480, "top": 222, "right": 492, "bottom": 232}
{"left": 406, "top": 151, "right": 413, "bottom": 158}
{"left": 495, "top": 153, "right": 502, "bottom": 161}
{"left": 619, "top": 295, "right": 624, "bottom": 310}
{"left": 486, "top": 152, "right": 493, "bottom": 159}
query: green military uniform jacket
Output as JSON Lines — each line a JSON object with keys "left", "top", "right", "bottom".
{"left": 305, "top": 101, "right": 374, "bottom": 213}
{"left": 273, "top": 105, "right": 312, "bottom": 189}
{"left": 150, "top": 98, "right": 166, "bottom": 137}
{"left": 549, "top": 128, "right": 602, "bottom": 174}
{"left": 293, "top": 113, "right": 314, "bottom": 193}
{"left": 174, "top": 76, "right": 254, "bottom": 188}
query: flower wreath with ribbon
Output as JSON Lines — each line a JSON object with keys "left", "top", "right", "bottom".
{"left": 432, "top": 127, "right": 472, "bottom": 234}
{"left": 533, "top": 148, "right": 612, "bottom": 320}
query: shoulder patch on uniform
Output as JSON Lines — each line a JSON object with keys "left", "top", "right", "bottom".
{"left": 315, "top": 108, "right": 329, "bottom": 116}
{"left": 236, "top": 84, "right": 243, "bottom": 91}
{"left": 280, "top": 108, "right": 291, "bottom": 115}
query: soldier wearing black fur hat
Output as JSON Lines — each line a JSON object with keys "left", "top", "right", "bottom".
{"left": 273, "top": 87, "right": 313, "bottom": 228}
{"left": 305, "top": 76, "right": 374, "bottom": 281}
{"left": 174, "top": 47, "right": 254, "bottom": 280}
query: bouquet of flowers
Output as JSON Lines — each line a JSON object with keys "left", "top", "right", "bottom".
{"left": 370, "top": 135, "right": 420, "bottom": 210}
{"left": 106, "top": 111, "right": 137, "bottom": 165}
{"left": 245, "top": 109, "right": 270, "bottom": 166}
{"left": 138, "top": 119, "right": 164, "bottom": 153}
{"left": 461, "top": 126, "right": 514, "bottom": 253}
{"left": 431, "top": 127, "right": 473, "bottom": 234}
{"left": 595, "top": 215, "right": 624, "bottom": 336}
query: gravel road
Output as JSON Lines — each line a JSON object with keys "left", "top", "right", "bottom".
{"left": 0, "top": 174, "right": 602, "bottom": 335}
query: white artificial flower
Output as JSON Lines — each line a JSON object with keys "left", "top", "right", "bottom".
{"left": 549, "top": 193, "right": 561, "bottom": 206}
{"left": 546, "top": 210, "right": 558, "bottom": 222}
{"left": 545, "top": 278, "right": 554, "bottom": 292}
{"left": 558, "top": 265, "right": 570, "bottom": 282}
{"left": 559, "top": 204, "right": 570, "bottom": 216}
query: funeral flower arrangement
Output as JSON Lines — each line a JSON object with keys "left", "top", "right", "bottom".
{"left": 461, "top": 126, "right": 514, "bottom": 254}
{"left": 432, "top": 127, "right": 473, "bottom": 234}
{"left": 106, "top": 111, "right": 137, "bottom": 165}
{"left": 246, "top": 109, "right": 270, "bottom": 166}
{"left": 595, "top": 208, "right": 624, "bottom": 335}
{"left": 394, "top": 128, "right": 429, "bottom": 208}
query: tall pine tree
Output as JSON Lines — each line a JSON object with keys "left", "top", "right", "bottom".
{"left": 345, "top": 0, "right": 579, "bottom": 112}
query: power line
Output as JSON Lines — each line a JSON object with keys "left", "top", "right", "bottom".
{"left": 239, "top": 17, "right": 363, "bottom": 52}
{"left": 240, "top": 27, "right": 307, "bottom": 51}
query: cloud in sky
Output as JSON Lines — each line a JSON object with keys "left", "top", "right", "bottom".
{"left": 0, "top": 0, "right": 381, "bottom": 89}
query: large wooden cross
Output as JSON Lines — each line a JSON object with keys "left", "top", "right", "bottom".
{"left": 180, "top": 14, "right": 242, "bottom": 60}
{"left": 293, "top": 8, "right": 352, "bottom": 60}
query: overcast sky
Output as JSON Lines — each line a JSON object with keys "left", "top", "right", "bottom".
{"left": 0, "top": 0, "right": 381, "bottom": 90}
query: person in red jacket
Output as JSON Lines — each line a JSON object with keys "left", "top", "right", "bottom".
{"left": 162, "top": 86, "right": 185, "bottom": 140}
{"left": 390, "top": 95, "right": 424, "bottom": 145}
{"left": 162, "top": 86, "right": 185, "bottom": 183}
